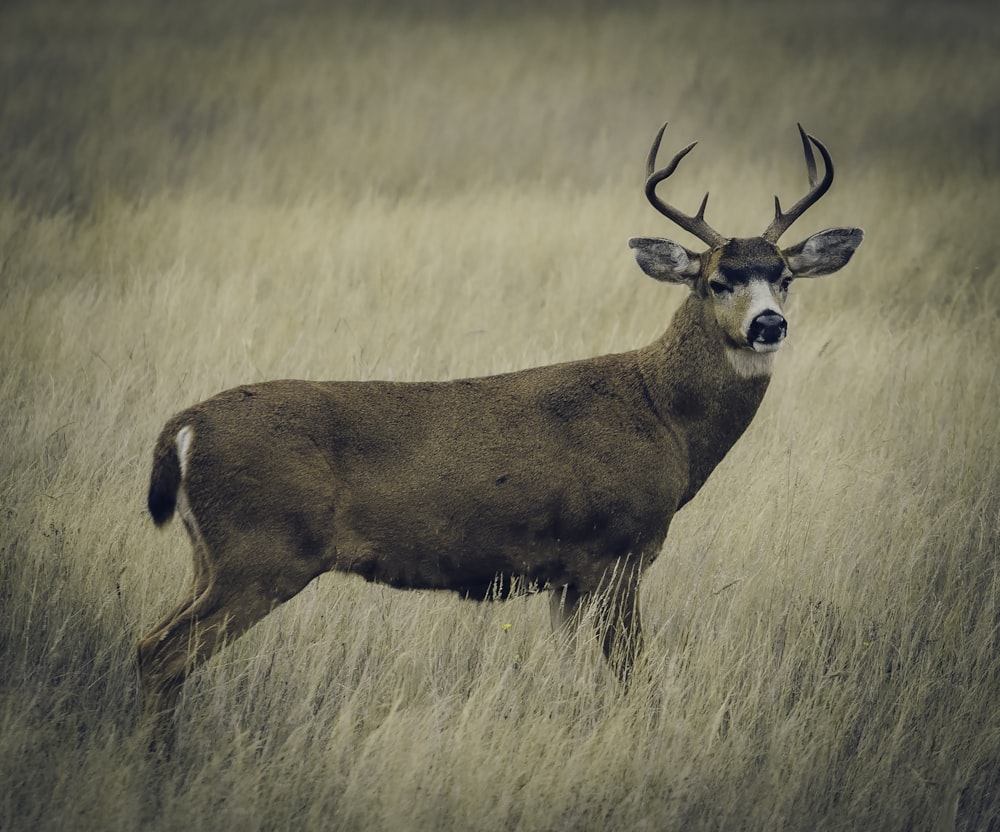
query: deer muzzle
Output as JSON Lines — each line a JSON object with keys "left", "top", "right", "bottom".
{"left": 747, "top": 311, "right": 787, "bottom": 351}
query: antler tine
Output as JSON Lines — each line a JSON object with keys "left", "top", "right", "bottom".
{"left": 643, "top": 122, "right": 727, "bottom": 249}
{"left": 762, "top": 124, "right": 834, "bottom": 243}
{"left": 798, "top": 122, "right": 818, "bottom": 188}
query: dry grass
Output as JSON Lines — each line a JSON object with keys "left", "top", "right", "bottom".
{"left": 2, "top": 1, "right": 999, "bottom": 829}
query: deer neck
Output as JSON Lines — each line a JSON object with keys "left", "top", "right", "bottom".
{"left": 637, "top": 293, "right": 772, "bottom": 505}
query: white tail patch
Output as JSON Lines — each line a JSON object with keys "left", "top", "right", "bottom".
{"left": 176, "top": 425, "right": 194, "bottom": 480}
{"left": 173, "top": 425, "right": 208, "bottom": 555}
{"left": 726, "top": 347, "right": 775, "bottom": 378}
{"left": 175, "top": 482, "right": 207, "bottom": 568}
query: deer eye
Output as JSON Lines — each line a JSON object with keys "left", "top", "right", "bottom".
{"left": 710, "top": 280, "right": 731, "bottom": 296}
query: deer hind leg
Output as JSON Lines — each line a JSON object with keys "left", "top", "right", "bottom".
{"left": 137, "top": 518, "right": 215, "bottom": 716}
{"left": 137, "top": 535, "right": 323, "bottom": 748}
{"left": 139, "top": 537, "right": 212, "bottom": 654}
{"left": 137, "top": 572, "right": 294, "bottom": 750}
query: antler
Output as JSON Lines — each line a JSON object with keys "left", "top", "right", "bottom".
{"left": 762, "top": 124, "right": 834, "bottom": 243}
{"left": 643, "top": 122, "right": 727, "bottom": 249}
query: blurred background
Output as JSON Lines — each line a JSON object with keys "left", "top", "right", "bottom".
{"left": 1, "top": 1, "right": 998, "bottom": 830}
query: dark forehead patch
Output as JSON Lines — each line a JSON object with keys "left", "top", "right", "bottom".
{"left": 718, "top": 237, "right": 786, "bottom": 283}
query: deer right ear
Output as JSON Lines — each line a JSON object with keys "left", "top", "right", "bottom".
{"left": 628, "top": 237, "right": 702, "bottom": 285}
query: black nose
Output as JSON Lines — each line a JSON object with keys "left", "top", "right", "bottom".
{"left": 748, "top": 311, "right": 787, "bottom": 345}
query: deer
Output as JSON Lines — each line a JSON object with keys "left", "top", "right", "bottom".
{"left": 138, "top": 123, "right": 863, "bottom": 739}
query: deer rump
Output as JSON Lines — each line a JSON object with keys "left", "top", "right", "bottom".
{"left": 149, "top": 356, "right": 685, "bottom": 605}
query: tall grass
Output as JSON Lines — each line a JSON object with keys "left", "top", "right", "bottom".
{"left": 1, "top": 1, "right": 998, "bottom": 829}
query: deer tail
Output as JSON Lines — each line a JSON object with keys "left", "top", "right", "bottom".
{"left": 147, "top": 422, "right": 193, "bottom": 526}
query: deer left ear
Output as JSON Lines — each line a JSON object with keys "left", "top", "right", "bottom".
{"left": 783, "top": 228, "right": 864, "bottom": 277}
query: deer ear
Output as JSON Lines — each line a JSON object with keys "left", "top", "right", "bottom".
{"left": 628, "top": 237, "right": 702, "bottom": 285}
{"left": 783, "top": 228, "right": 864, "bottom": 277}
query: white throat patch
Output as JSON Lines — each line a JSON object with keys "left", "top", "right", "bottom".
{"left": 725, "top": 347, "right": 775, "bottom": 378}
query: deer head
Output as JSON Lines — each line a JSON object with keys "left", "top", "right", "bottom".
{"left": 629, "top": 123, "right": 863, "bottom": 364}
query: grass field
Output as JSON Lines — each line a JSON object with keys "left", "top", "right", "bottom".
{"left": 2, "top": 0, "right": 999, "bottom": 829}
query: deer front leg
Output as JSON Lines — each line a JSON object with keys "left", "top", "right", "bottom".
{"left": 549, "top": 559, "right": 644, "bottom": 685}
{"left": 592, "top": 558, "right": 644, "bottom": 686}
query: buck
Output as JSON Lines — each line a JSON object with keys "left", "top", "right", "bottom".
{"left": 138, "top": 123, "right": 862, "bottom": 731}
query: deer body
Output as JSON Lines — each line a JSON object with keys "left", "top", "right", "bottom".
{"left": 148, "top": 296, "right": 763, "bottom": 595}
{"left": 138, "top": 124, "right": 863, "bottom": 736}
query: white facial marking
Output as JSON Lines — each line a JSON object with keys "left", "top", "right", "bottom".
{"left": 741, "top": 281, "right": 782, "bottom": 344}
{"left": 726, "top": 347, "right": 775, "bottom": 378}
{"left": 176, "top": 425, "right": 194, "bottom": 480}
